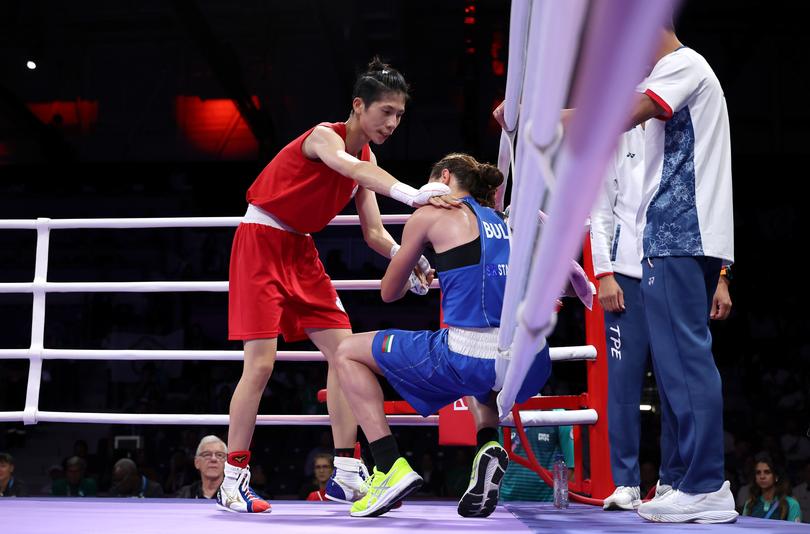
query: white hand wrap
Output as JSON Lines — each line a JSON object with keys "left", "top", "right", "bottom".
{"left": 389, "top": 243, "right": 431, "bottom": 295}
{"left": 416, "top": 255, "right": 431, "bottom": 274}
{"left": 390, "top": 182, "right": 451, "bottom": 207}
{"left": 408, "top": 272, "right": 429, "bottom": 295}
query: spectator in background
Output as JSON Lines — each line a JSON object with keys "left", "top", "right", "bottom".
{"left": 40, "top": 464, "right": 64, "bottom": 495}
{"left": 742, "top": 454, "right": 802, "bottom": 522}
{"left": 498, "top": 424, "right": 574, "bottom": 502}
{"left": 52, "top": 456, "right": 97, "bottom": 497}
{"left": 303, "top": 430, "right": 332, "bottom": 478}
{"left": 176, "top": 435, "right": 227, "bottom": 499}
{"left": 0, "top": 452, "right": 27, "bottom": 497}
{"left": 109, "top": 458, "right": 163, "bottom": 498}
{"left": 74, "top": 438, "right": 103, "bottom": 481}
{"left": 299, "top": 453, "right": 334, "bottom": 501}
{"left": 63, "top": 440, "right": 89, "bottom": 468}
{"left": 792, "top": 461, "right": 810, "bottom": 524}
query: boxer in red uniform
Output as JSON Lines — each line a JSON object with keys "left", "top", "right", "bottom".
{"left": 217, "top": 57, "right": 458, "bottom": 514}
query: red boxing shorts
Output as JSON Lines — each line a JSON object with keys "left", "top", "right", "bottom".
{"left": 228, "top": 223, "right": 351, "bottom": 341}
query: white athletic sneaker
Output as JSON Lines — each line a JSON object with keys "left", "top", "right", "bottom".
{"left": 602, "top": 486, "right": 641, "bottom": 511}
{"left": 216, "top": 463, "right": 271, "bottom": 513}
{"left": 325, "top": 456, "right": 370, "bottom": 503}
{"left": 652, "top": 480, "right": 673, "bottom": 502}
{"left": 637, "top": 480, "right": 738, "bottom": 523}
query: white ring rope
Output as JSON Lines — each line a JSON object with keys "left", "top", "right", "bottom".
{"left": 0, "top": 411, "right": 439, "bottom": 426}
{"left": 0, "top": 280, "right": 406, "bottom": 293}
{"left": 0, "top": 214, "right": 411, "bottom": 230}
{"left": 501, "top": 408, "right": 597, "bottom": 428}
{"left": 0, "top": 346, "right": 596, "bottom": 362}
{"left": 0, "top": 410, "right": 598, "bottom": 428}
{"left": 0, "top": 214, "right": 598, "bottom": 427}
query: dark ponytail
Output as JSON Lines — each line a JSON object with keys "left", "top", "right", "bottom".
{"left": 352, "top": 56, "right": 410, "bottom": 109}
{"left": 429, "top": 153, "right": 504, "bottom": 208}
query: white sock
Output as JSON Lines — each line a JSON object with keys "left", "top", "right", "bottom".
{"left": 222, "top": 462, "right": 244, "bottom": 488}
{"left": 333, "top": 456, "right": 360, "bottom": 471}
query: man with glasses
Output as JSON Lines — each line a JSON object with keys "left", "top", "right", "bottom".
{"left": 177, "top": 436, "right": 227, "bottom": 499}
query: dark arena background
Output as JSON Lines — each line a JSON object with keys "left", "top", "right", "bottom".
{"left": 1, "top": 1, "right": 808, "bottom": 532}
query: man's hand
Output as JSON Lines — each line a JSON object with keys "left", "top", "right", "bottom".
{"left": 493, "top": 100, "right": 507, "bottom": 129}
{"left": 597, "top": 274, "right": 625, "bottom": 313}
{"left": 711, "top": 275, "right": 732, "bottom": 320}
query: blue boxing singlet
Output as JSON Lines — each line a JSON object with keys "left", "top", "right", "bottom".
{"left": 434, "top": 196, "right": 510, "bottom": 328}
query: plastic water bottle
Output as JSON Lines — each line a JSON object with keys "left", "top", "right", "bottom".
{"left": 552, "top": 453, "right": 569, "bottom": 509}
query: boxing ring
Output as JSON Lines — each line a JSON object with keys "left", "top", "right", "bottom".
{"left": 0, "top": 0, "right": 776, "bottom": 531}
{"left": 0, "top": 210, "right": 781, "bottom": 534}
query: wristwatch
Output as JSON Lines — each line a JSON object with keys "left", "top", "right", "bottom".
{"left": 720, "top": 265, "right": 732, "bottom": 280}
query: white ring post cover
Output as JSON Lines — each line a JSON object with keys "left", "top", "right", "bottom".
{"left": 497, "top": 0, "right": 679, "bottom": 420}
{"left": 495, "top": 0, "right": 588, "bottom": 392}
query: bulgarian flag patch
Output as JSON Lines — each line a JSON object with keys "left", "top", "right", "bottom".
{"left": 381, "top": 334, "right": 395, "bottom": 353}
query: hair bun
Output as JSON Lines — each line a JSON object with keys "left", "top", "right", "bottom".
{"left": 478, "top": 163, "right": 504, "bottom": 189}
{"left": 367, "top": 56, "right": 389, "bottom": 73}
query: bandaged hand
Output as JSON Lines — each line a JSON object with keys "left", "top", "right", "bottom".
{"left": 390, "top": 182, "right": 451, "bottom": 207}
{"left": 390, "top": 243, "right": 432, "bottom": 296}
{"left": 408, "top": 271, "right": 430, "bottom": 295}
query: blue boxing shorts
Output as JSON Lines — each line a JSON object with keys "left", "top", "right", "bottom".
{"left": 372, "top": 327, "right": 551, "bottom": 417}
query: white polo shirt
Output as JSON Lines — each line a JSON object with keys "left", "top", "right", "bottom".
{"left": 590, "top": 125, "right": 645, "bottom": 280}
{"left": 636, "top": 46, "right": 734, "bottom": 265}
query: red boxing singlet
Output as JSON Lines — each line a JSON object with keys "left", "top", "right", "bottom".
{"left": 246, "top": 122, "right": 370, "bottom": 233}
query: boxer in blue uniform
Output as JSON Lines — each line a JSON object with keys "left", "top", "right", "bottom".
{"left": 334, "top": 153, "right": 551, "bottom": 518}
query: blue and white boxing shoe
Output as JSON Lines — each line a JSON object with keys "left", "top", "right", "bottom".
{"left": 324, "top": 456, "right": 369, "bottom": 503}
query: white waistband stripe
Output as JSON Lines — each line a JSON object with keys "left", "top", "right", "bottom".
{"left": 242, "top": 204, "right": 306, "bottom": 235}
{"left": 447, "top": 326, "right": 500, "bottom": 359}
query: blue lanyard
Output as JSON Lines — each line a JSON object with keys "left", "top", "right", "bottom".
{"left": 763, "top": 500, "right": 779, "bottom": 520}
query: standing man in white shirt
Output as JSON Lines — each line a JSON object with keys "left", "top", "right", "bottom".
{"left": 628, "top": 22, "right": 737, "bottom": 524}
